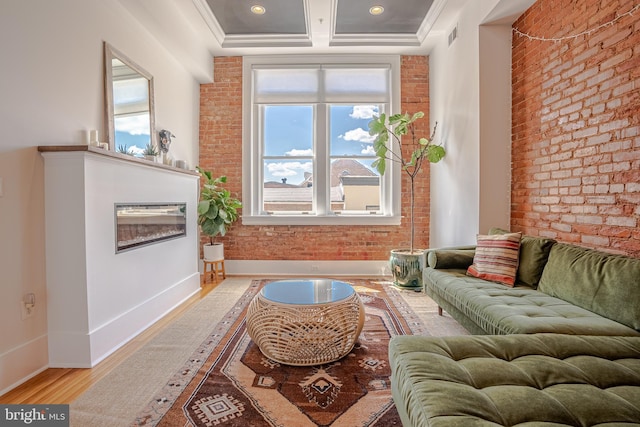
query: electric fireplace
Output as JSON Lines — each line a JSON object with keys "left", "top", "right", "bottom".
{"left": 115, "top": 202, "right": 186, "bottom": 252}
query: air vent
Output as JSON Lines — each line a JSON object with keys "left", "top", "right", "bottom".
{"left": 448, "top": 25, "right": 458, "bottom": 46}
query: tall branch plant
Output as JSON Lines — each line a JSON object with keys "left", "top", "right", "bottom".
{"left": 368, "top": 112, "right": 445, "bottom": 254}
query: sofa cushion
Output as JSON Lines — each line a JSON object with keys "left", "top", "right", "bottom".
{"left": 389, "top": 334, "right": 640, "bottom": 427}
{"left": 518, "top": 235, "right": 556, "bottom": 287}
{"left": 467, "top": 232, "right": 522, "bottom": 286}
{"left": 424, "top": 267, "right": 639, "bottom": 336}
{"left": 539, "top": 243, "right": 640, "bottom": 332}
{"left": 489, "top": 227, "right": 556, "bottom": 287}
{"left": 427, "top": 248, "right": 475, "bottom": 269}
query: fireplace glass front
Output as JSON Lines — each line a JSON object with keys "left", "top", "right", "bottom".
{"left": 115, "top": 203, "right": 186, "bottom": 252}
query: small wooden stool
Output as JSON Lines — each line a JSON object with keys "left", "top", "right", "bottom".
{"left": 203, "top": 259, "right": 226, "bottom": 283}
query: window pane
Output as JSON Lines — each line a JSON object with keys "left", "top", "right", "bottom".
{"left": 331, "top": 158, "right": 380, "bottom": 213}
{"left": 263, "top": 159, "right": 313, "bottom": 213}
{"left": 329, "top": 104, "right": 381, "bottom": 214}
{"left": 330, "top": 105, "right": 379, "bottom": 156}
{"left": 264, "top": 105, "right": 313, "bottom": 156}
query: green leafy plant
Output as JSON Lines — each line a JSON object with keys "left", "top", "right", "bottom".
{"left": 142, "top": 143, "right": 158, "bottom": 156}
{"left": 196, "top": 166, "right": 242, "bottom": 244}
{"left": 368, "top": 111, "right": 445, "bottom": 254}
{"left": 117, "top": 144, "right": 133, "bottom": 156}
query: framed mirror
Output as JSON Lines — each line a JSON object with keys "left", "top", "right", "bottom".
{"left": 104, "top": 42, "right": 156, "bottom": 155}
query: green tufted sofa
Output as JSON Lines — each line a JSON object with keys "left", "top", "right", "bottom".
{"left": 389, "top": 334, "right": 640, "bottom": 426}
{"left": 389, "top": 232, "right": 640, "bottom": 426}
{"left": 423, "top": 231, "right": 640, "bottom": 336}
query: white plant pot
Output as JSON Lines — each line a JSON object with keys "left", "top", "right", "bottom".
{"left": 203, "top": 243, "right": 224, "bottom": 261}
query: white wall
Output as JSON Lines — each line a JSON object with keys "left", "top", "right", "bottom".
{"left": 429, "top": 2, "right": 482, "bottom": 247}
{"left": 429, "top": 0, "right": 535, "bottom": 247}
{"left": 478, "top": 24, "right": 514, "bottom": 235}
{"left": 0, "top": 0, "right": 211, "bottom": 394}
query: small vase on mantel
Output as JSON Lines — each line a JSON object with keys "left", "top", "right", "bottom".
{"left": 142, "top": 143, "right": 159, "bottom": 162}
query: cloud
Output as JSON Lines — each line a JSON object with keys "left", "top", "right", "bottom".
{"left": 361, "top": 145, "right": 375, "bottom": 155}
{"left": 267, "top": 161, "right": 313, "bottom": 177}
{"left": 349, "top": 105, "right": 379, "bottom": 120}
{"left": 128, "top": 146, "right": 145, "bottom": 156}
{"left": 341, "top": 127, "right": 375, "bottom": 143}
{"left": 285, "top": 148, "right": 313, "bottom": 156}
{"left": 114, "top": 114, "right": 151, "bottom": 136}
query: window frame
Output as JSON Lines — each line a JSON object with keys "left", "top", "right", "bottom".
{"left": 242, "top": 55, "right": 401, "bottom": 226}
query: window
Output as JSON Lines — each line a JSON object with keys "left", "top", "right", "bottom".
{"left": 243, "top": 56, "right": 400, "bottom": 225}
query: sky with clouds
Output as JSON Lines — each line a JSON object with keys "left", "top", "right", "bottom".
{"left": 114, "top": 113, "right": 152, "bottom": 155}
{"left": 264, "top": 104, "right": 380, "bottom": 184}
{"left": 113, "top": 104, "right": 381, "bottom": 167}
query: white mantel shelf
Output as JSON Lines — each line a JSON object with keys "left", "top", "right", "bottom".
{"left": 40, "top": 147, "right": 201, "bottom": 367}
{"left": 38, "top": 145, "right": 199, "bottom": 176}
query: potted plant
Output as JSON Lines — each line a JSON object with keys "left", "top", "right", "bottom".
{"left": 142, "top": 143, "right": 159, "bottom": 162}
{"left": 196, "top": 166, "right": 242, "bottom": 262}
{"left": 117, "top": 144, "right": 134, "bottom": 156}
{"left": 368, "top": 111, "right": 445, "bottom": 288}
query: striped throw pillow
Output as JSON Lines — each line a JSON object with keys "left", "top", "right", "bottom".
{"left": 467, "top": 232, "right": 522, "bottom": 286}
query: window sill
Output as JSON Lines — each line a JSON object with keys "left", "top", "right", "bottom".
{"left": 241, "top": 214, "right": 401, "bottom": 226}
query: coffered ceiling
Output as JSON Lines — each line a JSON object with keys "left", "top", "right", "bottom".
{"left": 118, "top": 0, "right": 534, "bottom": 82}
{"left": 192, "top": 0, "right": 447, "bottom": 49}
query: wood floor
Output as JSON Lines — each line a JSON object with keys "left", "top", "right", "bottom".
{"left": 0, "top": 276, "right": 219, "bottom": 404}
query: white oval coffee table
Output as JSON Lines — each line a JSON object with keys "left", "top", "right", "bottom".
{"left": 245, "top": 279, "right": 365, "bottom": 366}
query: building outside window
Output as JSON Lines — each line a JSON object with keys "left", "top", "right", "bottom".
{"left": 242, "top": 56, "right": 401, "bottom": 225}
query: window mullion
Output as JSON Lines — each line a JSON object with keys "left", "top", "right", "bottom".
{"left": 256, "top": 104, "right": 265, "bottom": 215}
{"left": 315, "top": 103, "right": 329, "bottom": 215}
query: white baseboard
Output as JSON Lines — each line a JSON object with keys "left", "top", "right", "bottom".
{"left": 0, "top": 334, "right": 49, "bottom": 396}
{"left": 89, "top": 272, "right": 201, "bottom": 367}
{"left": 220, "top": 260, "right": 392, "bottom": 277}
{"left": 48, "top": 272, "right": 201, "bottom": 368}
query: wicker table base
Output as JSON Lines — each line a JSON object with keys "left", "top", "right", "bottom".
{"left": 246, "top": 280, "right": 365, "bottom": 366}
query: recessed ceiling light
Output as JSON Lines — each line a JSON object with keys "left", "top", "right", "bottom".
{"left": 251, "top": 5, "right": 266, "bottom": 15}
{"left": 369, "top": 6, "right": 384, "bottom": 16}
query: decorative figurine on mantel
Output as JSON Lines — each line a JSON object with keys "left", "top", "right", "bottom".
{"left": 159, "top": 129, "right": 175, "bottom": 153}
{"left": 159, "top": 129, "right": 175, "bottom": 166}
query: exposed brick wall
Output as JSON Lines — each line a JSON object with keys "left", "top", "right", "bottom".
{"left": 512, "top": 0, "right": 640, "bottom": 257}
{"left": 400, "top": 56, "right": 432, "bottom": 254}
{"left": 198, "top": 56, "right": 430, "bottom": 260}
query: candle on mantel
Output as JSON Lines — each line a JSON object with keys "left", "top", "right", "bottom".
{"left": 89, "top": 130, "right": 99, "bottom": 145}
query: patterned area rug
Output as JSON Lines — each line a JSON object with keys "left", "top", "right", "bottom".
{"left": 134, "top": 279, "right": 429, "bottom": 426}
